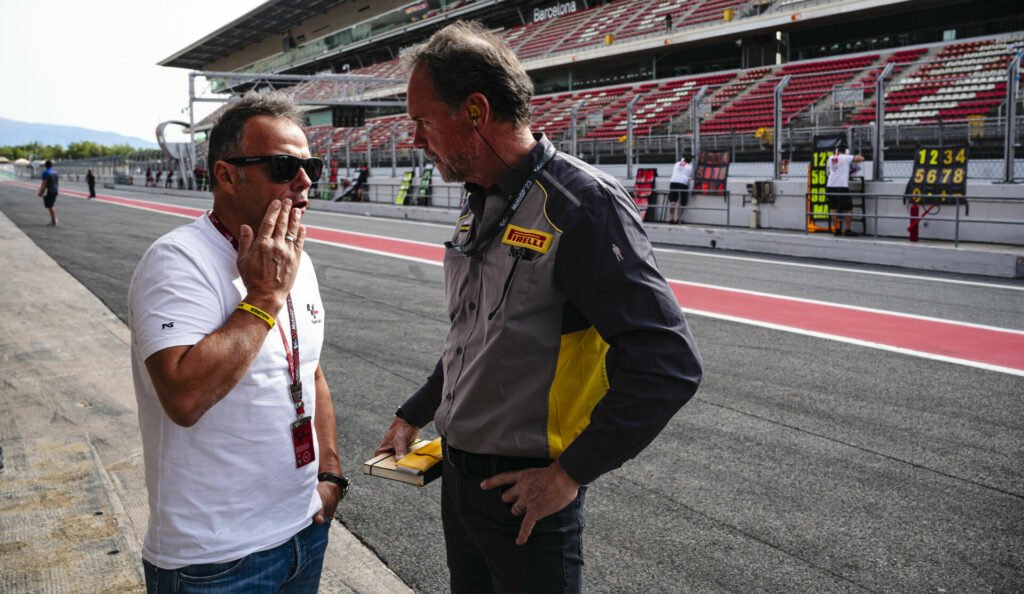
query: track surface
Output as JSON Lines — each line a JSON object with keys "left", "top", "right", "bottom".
{"left": 3, "top": 181, "right": 1022, "bottom": 593}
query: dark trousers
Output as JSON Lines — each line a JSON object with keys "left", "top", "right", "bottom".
{"left": 441, "top": 443, "right": 586, "bottom": 594}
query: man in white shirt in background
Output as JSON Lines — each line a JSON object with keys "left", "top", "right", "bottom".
{"left": 128, "top": 91, "right": 346, "bottom": 593}
{"left": 668, "top": 153, "right": 693, "bottom": 224}
{"left": 826, "top": 147, "right": 865, "bottom": 236}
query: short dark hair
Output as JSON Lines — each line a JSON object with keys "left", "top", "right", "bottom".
{"left": 401, "top": 20, "right": 533, "bottom": 128}
{"left": 207, "top": 91, "right": 305, "bottom": 188}
{"left": 44, "top": 160, "right": 52, "bottom": 168}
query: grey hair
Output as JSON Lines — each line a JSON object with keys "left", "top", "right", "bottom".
{"left": 400, "top": 20, "right": 533, "bottom": 128}
{"left": 207, "top": 91, "right": 304, "bottom": 187}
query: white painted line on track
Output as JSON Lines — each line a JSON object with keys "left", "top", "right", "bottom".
{"left": 669, "top": 278, "right": 1024, "bottom": 336}
{"left": 684, "top": 308, "right": 1024, "bottom": 378}
{"left": 308, "top": 208, "right": 455, "bottom": 229}
{"left": 655, "top": 245, "right": 1024, "bottom": 291}
{"left": 304, "top": 237, "right": 442, "bottom": 267}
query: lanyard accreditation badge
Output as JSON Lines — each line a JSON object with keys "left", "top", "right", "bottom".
{"left": 279, "top": 296, "right": 315, "bottom": 468}
{"left": 208, "top": 211, "right": 315, "bottom": 468}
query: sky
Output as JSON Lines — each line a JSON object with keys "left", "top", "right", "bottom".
{"left": 0, "top": 0, "right": 266, "bottom": 144}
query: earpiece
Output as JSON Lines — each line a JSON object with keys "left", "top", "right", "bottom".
{"left": 469, "top": 106, "right": 481, "bottom": 124}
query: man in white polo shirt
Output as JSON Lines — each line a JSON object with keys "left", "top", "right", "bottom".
{"left": 128, "top": 91, "right": 346, "bottom": 592}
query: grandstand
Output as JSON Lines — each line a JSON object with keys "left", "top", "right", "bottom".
{"left": 148, "top": 0, "right": 1023, "bottom": 244}
{"left": 161, "top": 0, "right": 1022, "bottom": 169}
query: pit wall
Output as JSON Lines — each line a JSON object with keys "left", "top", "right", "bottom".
{"left": 355, "top": 170, "right": 1023, "bottom": 246}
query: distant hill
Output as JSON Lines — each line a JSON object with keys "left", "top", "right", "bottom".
{"left": 0, "top": 116, "right": 159, "bottom": 150}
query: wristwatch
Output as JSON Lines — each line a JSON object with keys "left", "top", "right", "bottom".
{"left": 317, "top": 472, "right": 349, "bottom": 501}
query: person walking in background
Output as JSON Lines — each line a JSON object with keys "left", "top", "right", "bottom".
{"left": 375, "top": 21, "right": 703, "bottom": 593}
{"left": 37, "top": 159, "right": 59, "bottom": 226}
{"left": 826, "top": 147, "right": 865, "bottom": 236}
{"left": 128, "top": 91, "right": 344, "bottom": 593}
{"left": 668, "top": 153, "right": 692, "bottom": 224}
{"left": 146, "top": 166, "right": 154, "bottom": 187}
{"left": 86, "top": 169, "right": 96, "bottom": 199}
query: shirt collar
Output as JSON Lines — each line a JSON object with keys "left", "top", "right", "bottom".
{"left": 463, "top": 132, "right": 550, "bottom": 201}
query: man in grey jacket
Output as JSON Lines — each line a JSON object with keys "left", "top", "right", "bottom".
{"left": 375, "top": 21, "right": 703, "bottom": 593}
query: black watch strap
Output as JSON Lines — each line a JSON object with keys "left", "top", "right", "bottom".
{"left": 317, "top": 472, "right": 349, "bottom": 500}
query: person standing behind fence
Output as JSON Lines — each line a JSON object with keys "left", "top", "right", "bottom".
{"left": 826, "top": 147, "right": 865, "bottom": 236}
{"left": 668, "top": 153, "right": 692, "bottom": 224}
{"left": 86, "top": 169, "right": 96, "bottom": 199}
{"left": 37, "top": 160, "right": 59, "bottom": 226}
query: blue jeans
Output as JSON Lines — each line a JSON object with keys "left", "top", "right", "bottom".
{"left": 143, "top": 520, "right": 329, "bottom": 593}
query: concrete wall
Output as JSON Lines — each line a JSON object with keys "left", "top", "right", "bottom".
{"left": 348, "top": 167, "right": 1024, "bottom": 245}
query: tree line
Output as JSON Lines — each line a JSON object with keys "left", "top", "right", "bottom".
{"left": 0, "top": 141, "right": 150, "bottom": 161}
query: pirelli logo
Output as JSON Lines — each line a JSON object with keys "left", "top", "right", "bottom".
{"left": 502, "top": 224, "right": 553, "bottom": 253}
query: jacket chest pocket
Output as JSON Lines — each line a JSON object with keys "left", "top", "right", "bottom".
{"left": 487, "top": 247, "right": 550, "bottom": 323}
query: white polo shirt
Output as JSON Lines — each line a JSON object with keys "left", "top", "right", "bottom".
{"left": 128, "top": 213, "right": 326, "bottom": 569}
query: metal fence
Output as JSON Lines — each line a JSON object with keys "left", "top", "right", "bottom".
{"left": 308, "top": 35, "right": 1024, "bottom": 185}
{"left": 629, "top": 189, "right": 1024, "bottom": 246}
{"left": 43, "top": 35, "right": 1024, "bottom": 201}
{"left": 31, "top": 151, "right": 203, "bottom": 189}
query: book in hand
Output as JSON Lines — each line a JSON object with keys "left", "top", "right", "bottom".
{"left": 362, "top": 437, "right": 443, "bottom": 487}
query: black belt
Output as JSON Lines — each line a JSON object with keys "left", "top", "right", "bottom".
{"left": 442, "top": 438, "right": 552, "bottom": 478}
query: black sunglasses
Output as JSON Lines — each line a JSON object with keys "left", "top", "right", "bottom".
{"left": 222, "top": 154, "right": 324, "bottom": 184}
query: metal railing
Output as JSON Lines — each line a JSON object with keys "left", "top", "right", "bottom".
{"left": 802, "top": 191, "right": 1024, "bottom": 246}
{"left": 173, "top": 34, "right": 1024, "bottom": 188}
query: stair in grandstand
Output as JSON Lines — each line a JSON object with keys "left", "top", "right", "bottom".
{"left": 604, "top": 0, "right": 692, "bottom": 45}
{"left": 848, "top": 34, "right": 1024, "bottom": 126}
{"left": 786, "top": 53, "right": 888, "bottom": 128}
{"left": 700, "top": 53, "right": 881, "bottom": 134}
{"left": 577, "top": 73, "right": 737, "bottom": 141}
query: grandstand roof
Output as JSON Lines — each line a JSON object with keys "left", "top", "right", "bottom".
{"left": 159, "top": 0, "right": 346, "bottom": 70}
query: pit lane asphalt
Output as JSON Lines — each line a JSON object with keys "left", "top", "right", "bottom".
{"left": 1, "top": 182, "right": 1021, "bottom": 593}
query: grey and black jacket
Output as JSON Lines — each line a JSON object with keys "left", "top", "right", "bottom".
{"left": 400, "top": 134, "right": 703, "bottom": 485}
